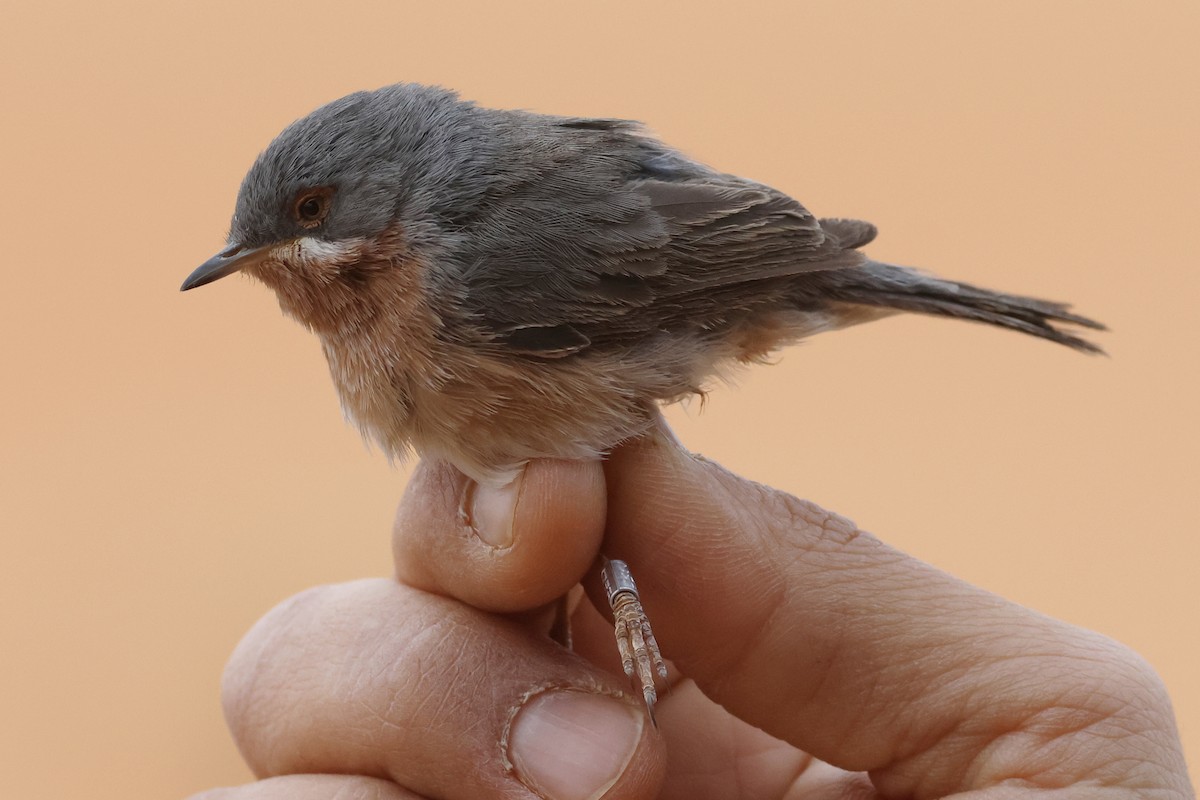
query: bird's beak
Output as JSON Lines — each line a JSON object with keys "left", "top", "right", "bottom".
{"left": 181, "top": 243, "right": 274, "bottom": 291}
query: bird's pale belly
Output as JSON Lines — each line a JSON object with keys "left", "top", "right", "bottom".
{"left": 320, "top": 304, "right": 884, "bottom": 485}
{"left": 319, "top": 328, "right": 661, "bottom": 485}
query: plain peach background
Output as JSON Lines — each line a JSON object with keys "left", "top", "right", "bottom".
{"left": 1, "top": 1, "right": 1196, "bottom": 796}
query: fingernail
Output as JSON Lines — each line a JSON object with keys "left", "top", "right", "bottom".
{"left": 508, "top": 690, "right": 643, "bottom": 800}
{"left": 466, "top": 470, "right": 524, "bottom": 547}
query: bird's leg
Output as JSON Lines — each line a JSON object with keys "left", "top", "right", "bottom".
{"left": 548, "top": 593, "right": 573, "bottom": 650}
{"left": 601, "top": 557, "right": 667, "bottom": 718}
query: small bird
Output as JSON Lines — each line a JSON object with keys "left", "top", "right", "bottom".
{"left": 183, "top": 83, "right": 1103, "bottom": 714}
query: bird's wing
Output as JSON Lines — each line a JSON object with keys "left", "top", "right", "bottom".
{"left": 454, "top": 120, "right": 867, "bottom": 357}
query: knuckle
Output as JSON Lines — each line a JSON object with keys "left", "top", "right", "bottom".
{"left": 1082, "top": 634, "right": 1176, "bottom": 724}
{"left": 968, "top": 632, "right": 1183, "bottom": 791}
{"left": 219, "top": 580, "right": 401, "bottom": 771}
{"left": 221, "top": 583, "right": 335, "bottom": 707}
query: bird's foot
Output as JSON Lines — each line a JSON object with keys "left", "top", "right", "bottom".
{"left": 548, "top": 592, "right": 573, "bottom": 650}
{"left": 601, "top": 558, "right": 667, "bottom": 720}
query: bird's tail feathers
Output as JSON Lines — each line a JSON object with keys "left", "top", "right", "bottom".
{"left": 818, "top": 261, "right": 1106, "bottom": 354}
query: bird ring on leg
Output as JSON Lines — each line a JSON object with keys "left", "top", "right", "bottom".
{"left": 602, "top": 558, "right": 667, "bottom": 720}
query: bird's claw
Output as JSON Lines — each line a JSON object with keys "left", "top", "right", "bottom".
{"left": 602, "top": 558, "right": 666, "bottom": 719}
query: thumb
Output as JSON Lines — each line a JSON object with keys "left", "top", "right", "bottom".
{"left": 597, "top": 421, "right": 1162, "bottom": 793}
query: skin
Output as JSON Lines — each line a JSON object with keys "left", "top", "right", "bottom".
{"left": 189, "top": 422, "right": 1193, "bottom": 799}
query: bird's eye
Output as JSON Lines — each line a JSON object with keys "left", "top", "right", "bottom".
{"left": 298, "top": 197, "right": 322, "bottom": 218}
{"left": 292, "top": 187, "right": 333, "bottom": 228}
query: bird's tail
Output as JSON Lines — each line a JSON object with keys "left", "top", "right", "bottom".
{"left": 814, "top": 261, "right": 1106, "bottom": 354}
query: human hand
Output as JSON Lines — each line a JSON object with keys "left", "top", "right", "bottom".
{"left": 193, "top": 422, "right": 1193, "bottom": 799}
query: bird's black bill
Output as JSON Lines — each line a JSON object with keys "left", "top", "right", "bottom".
{"left": 181, "top": 243, "right": 272, "bottom": 291}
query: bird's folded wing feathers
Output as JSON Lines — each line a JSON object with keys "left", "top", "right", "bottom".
{"left": 457, "top": 142, "right": 866, "bottom": 356}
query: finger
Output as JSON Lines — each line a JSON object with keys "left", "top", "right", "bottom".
{"left": 570, "top": 594, "right": 875, "bottom": 800}
{"left": 599, "top": 421, "right": 1181, "bottom": 796}
{"left": 222, "top": 579, "right": 665, "bottom": 800}
{"left": 189, "top": 774, "right": 423, "bottom": 800}
{"left": 571, "top": 594, "right": 857, "bottom": 800}
{"left": 654, "top": 679, "right": 811, "bottom": 800}
{"left": 393, "top": 458, "right": 605, "bottom": 612}
{"left": 655, "top": 680, "right": 879, "bottom": 800}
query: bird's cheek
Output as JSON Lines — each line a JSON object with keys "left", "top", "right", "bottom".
{"left": 255, "top": 236, "right": 367, "bottom": 286}
{"left": 294, "top": 235, "right": 367, "bottom": 266}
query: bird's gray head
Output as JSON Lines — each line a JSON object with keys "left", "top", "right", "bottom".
{"left": 181, "top": 83, "right": 485, "bottom": 302}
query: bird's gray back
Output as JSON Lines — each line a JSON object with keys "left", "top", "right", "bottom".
{"left": 433, "top": 106, "right": 863, "bottom": 358}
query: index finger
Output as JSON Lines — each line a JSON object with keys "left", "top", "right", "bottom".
{"left": 393, "top": 457, "right": 605, "bottom": 613}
